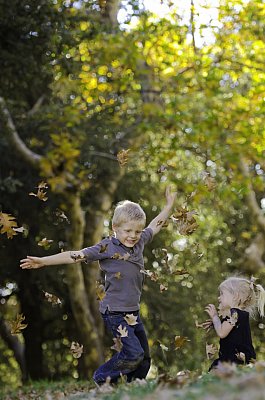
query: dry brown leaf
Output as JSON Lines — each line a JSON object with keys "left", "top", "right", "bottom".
{"left": 204, "top": 175, "right": 217, "bottom": 191}
{"left": 124, "top": 314, "right": 138, "bottom": 326}
{"left": 174, "top": 335, "right": 190, "bottom": 350}
{"left": 70, "top": 341, "right": 83, "bottom": 358}
{"left": 96, "top": 283, "right": 106, "bottom": 301}
{"left": 43, "top": 291, "right": 62, "bottom": 305}
{"left": 29, "top": 186, "right": 48, "bottom": 201}
{"left": 111, "top": 252, "right": 130, "bottom": 260}
{"left": 10, "top": 313, "right": 28, "bottom": 335}
{"left": 117, "top": 149, "right": 130, "bottom": 167}
{"left": 99, "top": 243, "right": 109, "bottom": 253}
{"left": 236, "top": 352, "right": 246, "bottom": 363}
{"left": 38, "top": 237, "right": 54, "bottom": 250}
{"left": 160, "top": 283, "right": 168, "bottom": 292}
{"left": 0, "top": 212, "right": 19, "bottom": 239}
{"left": 114, "top": 272, "right": 122, "bottom": 279}
{"left": 117, "top": 324, "right": 128, "bottom": 337}
{"left": 158, "top": 341, "right": 169, "bottom": 351}
{"left": 206, "top": 343, "right": 218, "bottom": 360}
{"left": 111, "top": 337, "right": 123, "bottom": 352}
{"left": 70, "top": 252, "right": 85, "bottom": 262}
{"left": 171, "top": 207, "right": 198, "bottom": 236}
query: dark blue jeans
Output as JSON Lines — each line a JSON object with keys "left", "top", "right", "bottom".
{"left": 93, "top": 310, "right": 151, "bottom": 384}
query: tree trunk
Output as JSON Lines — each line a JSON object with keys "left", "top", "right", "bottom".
{"left": 64, "top": 192, "right": 104, "bottom": 377}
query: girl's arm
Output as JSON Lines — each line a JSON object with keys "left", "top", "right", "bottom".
{"left": 147, "top": 186, "right": 177, "bottom": 236}
{"left": 20, "top": 250, "right": 85, "bottom": 269}
{"left": 205, "top": 304, "right": 234, "bottom": 339}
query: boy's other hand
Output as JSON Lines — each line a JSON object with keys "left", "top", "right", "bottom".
{"left": 205, "top": 304, "right": 218, "bottom": 319}
{"left": 20, "top": 256, "right": 45, "bottom": 269}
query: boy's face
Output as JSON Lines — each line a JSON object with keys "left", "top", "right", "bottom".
{"left": 113, "top": 220, "right": 144, "bottom": 248}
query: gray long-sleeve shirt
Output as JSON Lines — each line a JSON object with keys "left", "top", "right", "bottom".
{"left": 81, "top": 227, "right": 153, "bottom": 313}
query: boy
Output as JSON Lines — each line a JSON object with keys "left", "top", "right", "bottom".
{"left": 20, "top": 187, "right": 176, "bottom": 384}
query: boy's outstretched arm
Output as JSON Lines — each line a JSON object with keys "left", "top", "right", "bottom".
{"left": 147, "top": 186, "right": 177, "bottom": 236}
{"left": 20, "top": 250, "right": 85, "bottom": 269}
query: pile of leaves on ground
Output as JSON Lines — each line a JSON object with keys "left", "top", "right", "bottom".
{"left": 1, "top": 362, "right": 265, "bottom": 400}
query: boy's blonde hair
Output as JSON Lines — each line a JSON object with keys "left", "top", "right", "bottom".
{"left": 220, "top": 276, "right": 265, "bottom": 318}
{"left": 112, "top": 200, "right": 146, "bottom": 227}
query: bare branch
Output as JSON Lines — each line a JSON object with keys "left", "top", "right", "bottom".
{"left": 0, "top": 97, "right": 42, "bottom": 168}
{"left": 28, "top": 95, "right": 45, "bottom": 116}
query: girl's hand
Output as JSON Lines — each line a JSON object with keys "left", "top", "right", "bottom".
{"left": 205, "top": 304, "right": 218, "bottom": 319}
{"left": 165, "top": 186, "right": 177, "bottom": 208}
{"left": 20, "top": 256, "right": 45, "bottom": 269}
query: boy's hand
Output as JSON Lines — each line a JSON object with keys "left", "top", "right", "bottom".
{"left": 205, "top": 304, "right": 218, "bottom": 319}
{"left": 165, "top": 186, "right": 177, "bottom": 208}
{"left": 20, "top": 256, "right": 45, "bottom": 269}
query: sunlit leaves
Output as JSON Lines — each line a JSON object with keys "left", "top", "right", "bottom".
{"left": 171, "top": 207, "right": 198, "bottom": 236}
{"left": 174, "top": 335, "right": 190, "bottom": 350}
{"left": 29, "top": 181, "right": 48, "bottom": 201}
{"left": 70, "top": 341, "right": 83, "bottom": 358}
{"left": 10, "top": 314, "right": 28, "bottom": 335}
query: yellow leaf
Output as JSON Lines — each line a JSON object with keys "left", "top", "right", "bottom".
{"left": 10, "top": 314, "right": 28, "bottom": 335}
{"left": 124, "top": 314, "right": 138, "bottom": 326}
{"left": 0, "top": 212, "right": 18, "bottom": 239}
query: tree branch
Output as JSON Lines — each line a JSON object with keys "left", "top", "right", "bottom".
{"left": 0, "top": 97, "right": 42, "bottom": 168}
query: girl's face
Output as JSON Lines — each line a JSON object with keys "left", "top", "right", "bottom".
{"left": 218, "top": 287, "right": 236, "bottom": 309}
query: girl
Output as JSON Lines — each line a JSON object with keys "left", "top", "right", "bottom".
{"left": 204, "top": 276, "right": 265, "bottom": 369}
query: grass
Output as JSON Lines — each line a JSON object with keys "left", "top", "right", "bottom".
{"left": 1, "top": 363, "right": 265, "bottom": 400}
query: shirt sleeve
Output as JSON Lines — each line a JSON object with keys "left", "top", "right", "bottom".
{"left": 141, "top": 227, "right": 153, "bottom": 245}
{"left": 81, "top": 239, "right": 110, "bottom": 263}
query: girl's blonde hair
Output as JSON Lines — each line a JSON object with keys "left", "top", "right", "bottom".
{"left": 112, "top": 200, "right": 146, "bottom": 227}
{"left": 219, "top": 276, "right": 265, "bottom": 318}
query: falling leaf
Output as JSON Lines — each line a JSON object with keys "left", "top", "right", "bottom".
{"left": 236, "top": 352, "right": 246, "bottom": 363}
{"left": 156, "top": 219, "right": 169, "bottom": 228}
{"left": 10, "top": 314, "right": 28, "bottom": 335}
{"left": 0, "top": 212, "right": 19, "bottom": 239}
{"left": 99, "top": 243, "right": 109, "bottom": 253}
{"left": 114, "top": 272, "right": 122, "bottom": 279}
{"left": 13, "top": 226, "right": 26, "bottom": 233}
{"left": 117, "top": 149, "right": 130, "bottom": 167}
{"left": 124, "top": 314, "right": 138, "bottom": 326}
{"left": 54, "top": 208, "right": 70, "bottom": 224}
{"left": 111, "top": 337, "right": 123, "bottom": 352}
{"left": 174, "top": 335, "right": 190, "bottom": 350}
{"left": 111, "top": 252, "right": 130, "bottom": 260}
{"left": 38, "top": 237, "right": 54, "bottom": 250}
{"left": 37, "top": 181, "right": 48, "bottom": 189}
{"left": 158, "top": 342, "right": 169, "bottom": 351}
{"left": 70, "top": 341, "right": 83, "bottom": 358}
{"left": 29, "top": 188, "right": 48, "bottom": 201}
{"left": 70, "top": 252, "right": 85, "bottom": 262}
{"left": 96, "top": 282, "right": 106, "bottom": 301}
{"left": 140, "top": 269, "right": 159, "bottom": 281}
{"left": 206, "top": 343, "right": 218, "bottom": 360}
{"left": 160, "top": 284, "right": 168, "bottom": 292}
{"left": 157, "top": 165, "right": 167, "bottom": 174}
{"left": 171, "top": 207, "right": 198, "bottom": 236}
{"left": 172, "top": 269, "right": 189, "bottom": 276}
{"left": 117, "top": 324, "right": 128, "bottom": 337}
{"left": 227, "top": 311, "right": 238, "bottom": 326}
{"left": 43, "top": 291, "right": 62, "bottom": 305}
{"left": 203, "top": 174, "right": 217, "bottom": 191}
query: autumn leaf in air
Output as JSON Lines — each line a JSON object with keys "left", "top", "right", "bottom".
{"left": 70, "top": 341, "right": 83, "bottom": 358}
{"left": 156, "top": 219, "right": 169, "bottom": 228}
{"left": 160, "top": 284, "right": 168, "bottom": 292}
{"left": 99, "top": 243, "right": 109, "bottom": 253}
{"left": 174, "top": 335, "right": 190, "bottom": 350}
{"left": 38, "top": 237, "right": 54, "bottom": 250}
{"left": 43, "top": 291, "right": 62, "bottom": 305}
{"left": 117, "top": 149, "right": 130, "bottom": 167}
{"left": 70, "top": 252, "right": 85, "bottom": 262}
{"left": 29, "top": 182, "right": 48, "bottom": 201}
{"left": 111, "top": 337, "right": 123, "bottom": 352}
{"left": 0, "top": 212, "right": 20, "bottom": 239}
{"left": 124, "top": 314, "right": 138, "bottom": 326}
{"left": 158, "top": 341, "right": 169, "bottom": 352}
{"left": 10, "top": 314, "right": 28, "bottom": 335}
{"left": 171, "top": 207, "right": 198, "bottom": 236}
{"left": 203, "top": 173, "right": 217, "bottom": 191}
{"left": 95, "top": 282, "right": 106, "bottom": 301}
{"left": 172, "top": 269, "right": 189, "bottom": 276}
{"left": 54, "top": 208, "right": 70, "bottom": 224}
{"left": 206, "top": 343, "right": 218, "bottom": 360}
{"left": 117, "top": 324, "right": 128, "bottom": 337}
{"left": 236, "top": 352, "right": 246, "bottom": 363}
{"left": 140, "top": 269, "right": 159, "bottom": 282}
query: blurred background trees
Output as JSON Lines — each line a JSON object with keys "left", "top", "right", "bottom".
{"left": 0, "top": 0, "right": 265, "bottom": 388}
